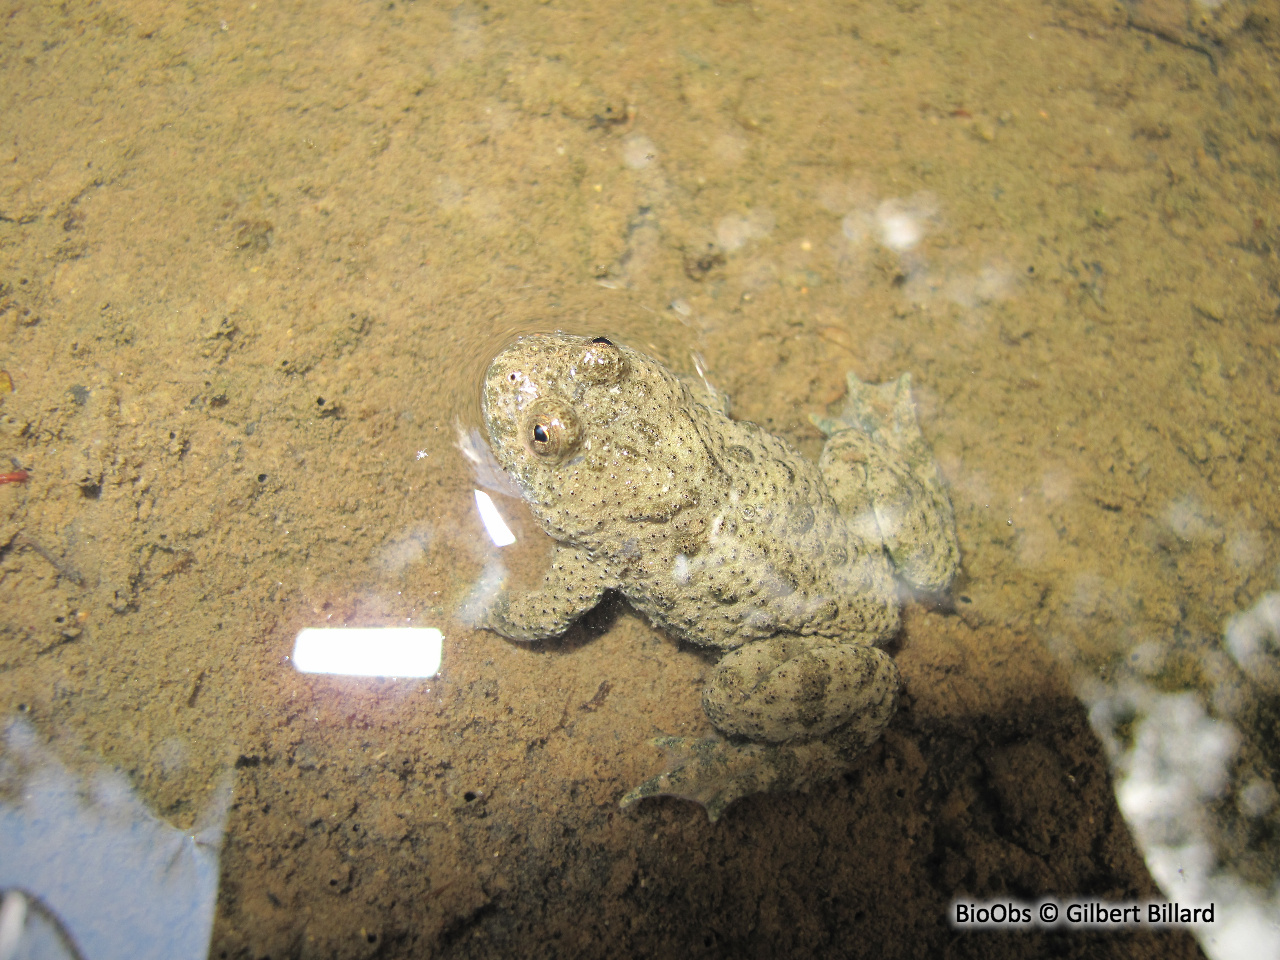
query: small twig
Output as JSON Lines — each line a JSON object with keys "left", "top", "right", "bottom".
{"left": 13, "top": 534, "right": 84, "bottom": 585}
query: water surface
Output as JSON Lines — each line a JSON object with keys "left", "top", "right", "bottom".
{"left": 3, "top": 1, "right": 1279, "bottom": 957}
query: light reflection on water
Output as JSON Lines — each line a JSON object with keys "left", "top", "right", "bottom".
{"left": 291, "top": 627, "right": 444, "bottom": 678}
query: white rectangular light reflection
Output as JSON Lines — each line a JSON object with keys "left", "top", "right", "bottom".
{"left": 474, "top": 489, "right": 516, "bottom": 546}
{"left": 292, "top": 627, "right": 443, "bottom": 678}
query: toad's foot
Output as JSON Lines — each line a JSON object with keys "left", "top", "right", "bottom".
{"left": 812, "top": 371, "right": 959, "bottom": 593}
{"left": 811, "top": 371, "right": 923, "bottom": 457}
{"left": 620, "top": 735, "right": 847, "bottom": 822}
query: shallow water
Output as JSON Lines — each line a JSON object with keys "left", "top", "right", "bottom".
{"left": 2, "top": 0, "right": 1279, "bottom": 957}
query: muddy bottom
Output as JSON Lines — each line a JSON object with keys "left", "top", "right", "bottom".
{"left": 5, "top": 0, "right": 1280, "bottom": 957}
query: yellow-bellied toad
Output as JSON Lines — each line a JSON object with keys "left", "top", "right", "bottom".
{"left": 479, "top": 333, "right": 958, "bottom": 820}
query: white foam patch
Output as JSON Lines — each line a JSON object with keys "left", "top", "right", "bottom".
{"left": 1082, "top": 677, "right": 1280, "bottom": 960}
{"left": 377, "top": 522, "right": 434, "bottom": 574}
{"left": 457, "top": 558, "right": 508, "bottom": 629}
{"left": 872, "top": 195, "right": 937, "bottom": 252}
{"left": 1239, "top": 778, "right": 1278, "bottom": 819}
{"left": 1228, "top": 530, "right": 1265, "bottom": 570}
{"left": 715, "top": 208, "right": 774, "bottom": 253}
{"left": 622, "top": 133, "right": 657, "bottom": 170}
{"left": 944, "top": 264, "right": 1015, "bottom": 309}
{"left": 876, "top": 204, "right": 922, "bottom": 251}
{"left": 1164, "top": 495, "right": 1220, "bottom": 542}
{"left": 1224, "top": 592, "right": 1280, "bottom": 691}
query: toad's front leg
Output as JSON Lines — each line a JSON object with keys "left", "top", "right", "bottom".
{"left": 478, "top": 543, "right": 611, "bottom": 641}
{"left": 621, "top": 635, "right": 899, "bottom": 820}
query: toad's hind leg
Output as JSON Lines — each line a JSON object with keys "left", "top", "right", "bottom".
{"left": 621, "top": 637, "right": 898, "bottom": 821}
{"left": 702, "top": 636, "right": 899, "bottom": 745}
{"left": 813, "top": 372, "right": 959, "bottom": 593}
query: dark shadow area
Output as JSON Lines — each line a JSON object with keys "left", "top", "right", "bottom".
{"left": 211, "top": 671, "right": 1204, "bottom": 959}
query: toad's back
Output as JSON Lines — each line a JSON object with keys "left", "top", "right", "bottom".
{"left": 481, "top": 333, "right": 900, "bottom": 652}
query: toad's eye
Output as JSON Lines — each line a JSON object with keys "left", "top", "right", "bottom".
{"left": 521, "top": 398, "right": 581, "bottom": 462}
{"left": 579, "top": 337, "right": 629, "bottom": 385}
